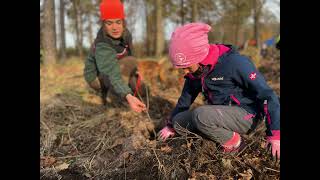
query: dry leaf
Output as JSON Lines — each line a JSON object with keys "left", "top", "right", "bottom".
{"left": 161, "top": 145, "right": 172, "bottom": 153}
{"left": 84, "top": 173, "right": 92, "bottom": 178}
{"left": 187, "top": 139, "right": 193, "bottom": 149}
{"left": 239, "top": 169, "right": 253, "bottom": 180}
{"left": 208, "top": 175, "right": 216, "bottom": 180}
{"left": 40, "top": 156, "right": 56, "bottom": 167}
{"left": 221, "top": 158, "right": 233, "bottom": 169}
{"left": 55, "top": 162, "right": 70, "bottom": 171}
{"left": 148, "top": 140, "right": 157, "bottom": 148}
{"left": 121, "top": 151, "right": 131, "bottom": 159}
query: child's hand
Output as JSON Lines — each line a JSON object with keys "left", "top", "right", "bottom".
{"left": 158, "top": 126, "right": 175, "bottom": 141}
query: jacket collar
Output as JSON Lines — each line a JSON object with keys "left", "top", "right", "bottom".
{"left": 185, "top": 44, "right": 236, "bottom": 79}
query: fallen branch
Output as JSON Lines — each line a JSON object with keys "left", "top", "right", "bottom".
{"left": 89, "top": 154, "right": 96, "bottom": 170}
{"left": 152, "top": 148, "right": 167, "bottom": 176}
{"left": 67, "top": 124, "right": 80, "bottom": 154}
{"left": 236, "top": 138, "right": 258, "bottom": 157}
{"left": 137, "top": 85, "right": 157, "bottom": 138}
{"left": 56, "top": 153, "right": 91, "bottom": 159}
{"left": 93, "top": 132, "right": 107, "bottom": 151}
{"left": 175, "top": 123, "right": 202, "bottom": 140}
{"left": 232, "top": 155, "right": 262, "bottom": 174}
{"left": 265, "top": 167, "right": 280, "bottom": 173}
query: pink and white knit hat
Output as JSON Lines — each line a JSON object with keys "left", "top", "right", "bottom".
{"left": 169, "top": 23, "right": 212, "bottom": 68}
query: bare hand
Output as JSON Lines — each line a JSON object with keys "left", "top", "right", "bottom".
{"left": 126, "top": 94, "right": 146, "bottom": 112}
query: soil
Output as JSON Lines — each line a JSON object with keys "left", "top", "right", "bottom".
{"left": 40, "top": 55, "right": 280, "bottom": 180}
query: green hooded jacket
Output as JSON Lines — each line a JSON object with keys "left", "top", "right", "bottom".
{"left": 84, "top": 27, "right": 133, "bottom": 99}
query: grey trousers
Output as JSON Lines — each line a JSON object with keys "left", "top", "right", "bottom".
{"left": 172, "top": 105, "right": 258, "bottom": 144}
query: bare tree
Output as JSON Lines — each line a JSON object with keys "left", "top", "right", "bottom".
{"left": 41, "top": 0, "right": 57, "bottom": 65}
{"left": 165, "top": 0, "right": 218, "bottom": 27}
{"left": 53, "top": 0, "right": 57, "bottom": 52}
{"left": 180, "top": 0, "right": 185, "bottom": 24}
{"left": 40, "top": 1, "right": 44, "bottom": 48}
{"left": 59, "top": 0, "right": 66, "bottom": 60}
{"left": 87, "top": 14, "right": 94, "bottom": 45}
{"left": 191, "top": 0, "right": 198, "bottom": 22}
{"left": 218, "top": 0, "right": 250, "bottom": 45}
{"left": 251, "top": 0, "right": 267, "bottom": 48}
{"left": 78, "top": 1, "right": 84, "bottom": 58}
{"left": 155, "top": 0, "right": 164, "bottom": 57}
{"left": 80, "top": 0, "right": 98, "bottom": 46}
{"left": 144, "top": 0, "right": 156, "bottom": 56}
{"left": 70, "top": 0, "right": 83, "bottom": 58}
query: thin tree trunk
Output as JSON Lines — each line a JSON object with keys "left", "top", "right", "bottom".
{"left": 145, "top": 2, "right": 155, "bottom": 56}
{"left": 72, "top": 0, "right": 82, "bottom": 57}
{"left": 219, "top": 25, "right": 225, "bottom": 43}
{"left": 88, "top": 14, "right": 94, "bottom": 45}
{"left": 78, "top": 6, "right": 83, "bottom": 58}
{"left": 253, "top": 0, "right": 259, "bottom": 47}
{"left": 233, "top": 19, "right": 238, "bottom": 45}
{"left": 191, "top": 0, "right": 198, "bottom": 22}
{"left": 155, "top": 0, "right": 164, "bottom": 57}
{"left": 253, "top": 0, "right": 266, "bottom": 49}
{"left": 59, "top": 0, "right": 66, "bottom": 60}
{"left": 146, "top": 9, "right": 152, "bottom": 56}
{"left": 180, "top": 0, "right": 185, "bottom": 25}
{"left": 73, "top": 1, "right": 79, "bottom": 54}
{"left": 234, "top": 0, "right": 240, "bottom": 45}
{"left": 234, "top": 23, "right": 239, "bottom": 45}
{"left": 42, "top": 0, "right": 57, "bottom": 65}
{"left": 53, "top": 0, "right": 57, "bottom": 52}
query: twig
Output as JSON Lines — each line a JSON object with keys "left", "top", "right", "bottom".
{"left": 40, "top": 120, "right": 51, "bottom": 131}
{"left": 40, "top": 123, "right": 55, "bottom": 154}
{"left": 265, "top": 167, "right": 280, "bottom": 173}
{"left": 232, "top": 155, "right": 261, "bottom": 174}
{"left": 152, "top": 148, "right": 166, "bottom": 175}
{"left": 89, "top": 155, "right": 96, "bottom": 170}
{"left": 144, "top": 86, "right": 153, "bottom": 122}
{"left": 175, "top": 123, "right": 202, "bottom": 139}
{"left": 146, "top": 85, "right": 149, "bottom": 111}
{"left": 93, "top": 132, "right": 107, "bottom": 151}
{"left": 124, "top": 134, "right": 127, "bottom": 180}
{"left": 70, "top": 109, "right": 78, "bottom": 122}
{"left": 248, "top": 121, "right": 266, "bottom": 139}
{"left": 124, "top": 155, "right": 127, "bottom": 180}
{"left": 40, "top": 168, "right": 62, "bottom": 180}
{"left": 137, "top": 85, "right": 157, "bottom": 138}
{"left": 102, "top": 127, "right": 124, "bottom": 150}
{"left": 73, "top": 113, "right": 106, "bottom": 129}
{"left": 236, "top": 138, "right": 258, "bottom": 157}
{"left": 67, "top": 124, "right": 79, "bottom": 154}
{"left": 58, "top": 135, "right": 64, "bottom": 148}
{"left": 64, "top": 104, "right": 81, "bottom": 109}
{"left": 56, "top": 153, "right": 91, "bottom": 159}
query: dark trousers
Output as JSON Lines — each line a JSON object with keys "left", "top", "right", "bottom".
{"left": 98, "top": 75, "right": 112, "bottom": 105}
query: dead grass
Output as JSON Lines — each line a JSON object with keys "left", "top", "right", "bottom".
{"left": 40, "top": 56, "right": 280, "bottom": 179}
